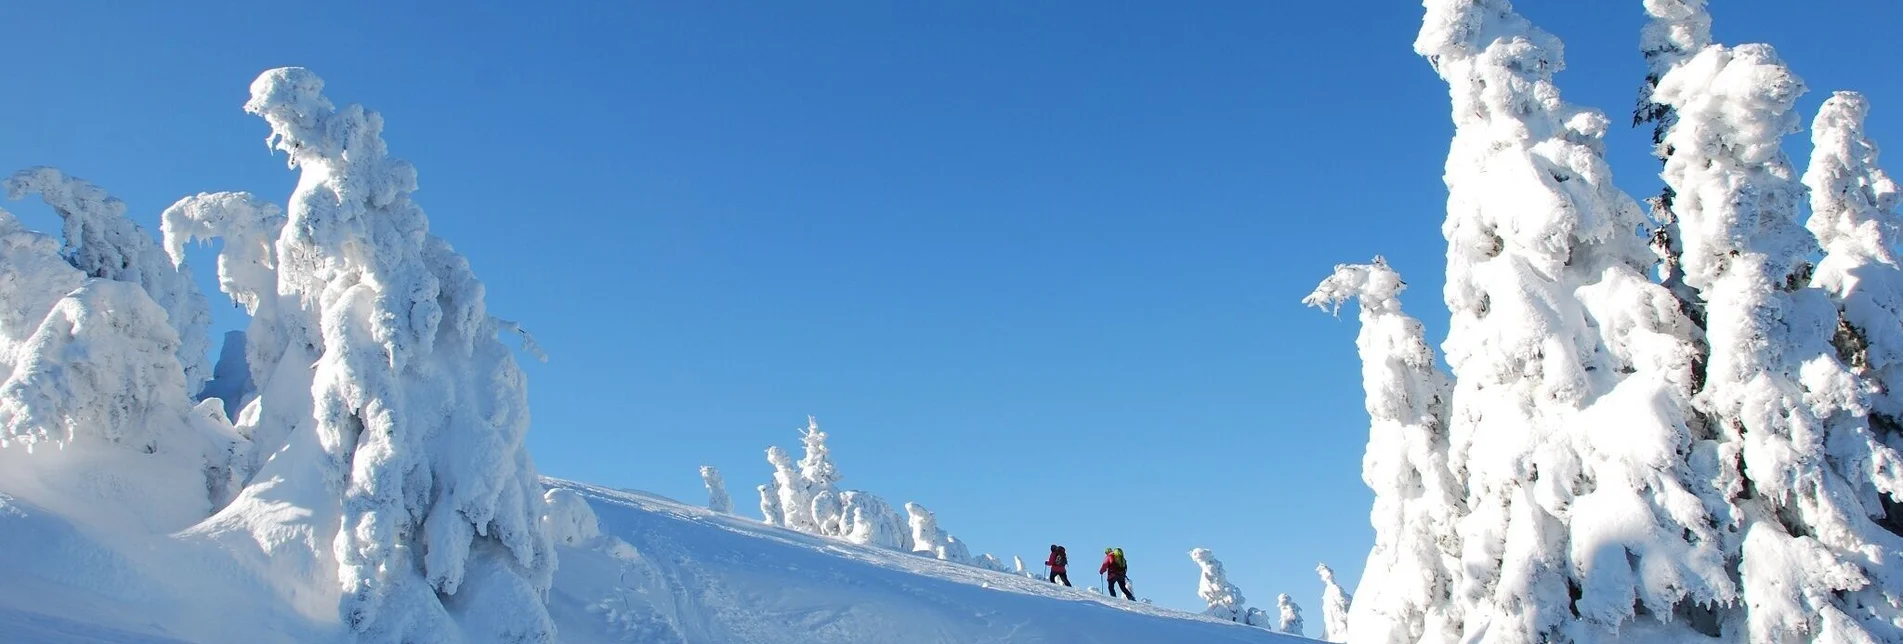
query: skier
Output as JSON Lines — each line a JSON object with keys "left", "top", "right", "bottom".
{"left": 1045, "top": 544, "right": 1071, "bottom": 586}
{"left": 1100, "top": 547, "right": 1134, "bottom": 600}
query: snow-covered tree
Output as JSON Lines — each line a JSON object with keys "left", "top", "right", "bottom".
{"left": 838, "top": 490, "right": 911, "bottom": 550}
{"left": 1806, "top": 92, "right": 1903, "bottom": 421}
{"left": 542, "top": 488, "right": 601, "bottom": 546}
{"left": 0, "top": 279, "right": 244, "bottom": 530}
{"left": 798, "top": 416, "right": 845, "bottom": 536}
{"left": 1403, "top": 2, "right": 1742, "bottom": 642}
{"left": 201, "top": 67, "right": 558, "bottom": 642}
{"left": 758, "top": 481, "right": 784, "bottom": 526}
{"left": 0, "top": 189, "right": 242, "bottom": 531}
{"left": 701, "top": 465, "right": 732, "bottom": 514}
{"left": 767, "top": 445, "right": 810, "bottom": 531}
{"left": 905, "top": 502, "right": 971, "bottom": 564}
{"left": 1276, "top": 593, "right": 1304, "bottom": 636}
{"left": 1305, "top": 258, "right": 1461, "bottom": 644}
{"left": 6, "top": 168, "right": 214, "bottom": 396}
{"left": 1643, "top": 7, "right": 1903, "bottom": 638}
{"left": 161, "top": 191, "right": 285, "bottom": 416}
{"left": 1188, "top": 548, "right": 1249, "bottom": 623}
{"left": 1316, "top": 563, "right": 1351, "bottom": 643}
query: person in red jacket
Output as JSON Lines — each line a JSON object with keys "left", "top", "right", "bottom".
{"left": 1100, "top": 547, "right": 1134, "bottom": 600}
{"left": 1044, "top": 544, "right": 1071, "bottom": 586}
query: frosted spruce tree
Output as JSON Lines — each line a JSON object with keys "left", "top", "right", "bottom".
{"left": 1806, "top": 92, "right": 1903, "bottom": 421}
{"left": 1643, "top": 5, "right": 1903, "bottom": 638}
{"left": 701, "top": 465, "right": 733, "bottom": 514}
{"left": 766, "top": 445, "right": 810, "bottom": 531}
{"left": 759, "top": 481, "right": 784, "bottom": 526}
{"left": 1406, "top": 2, "right": 1742, "bottom": 641}
{"left": 797, "top": 416, "right": 845, "bottom": 536}
{"left": 1277, "top": 594, "right": 1304, "bottom": 636}
{"left": 1304, "top": 258, "right": 1461, "bottom": 643}
{"left": 1634, "top": 0, "right": 1713, "bottom": 313}
{"left": 0, "top": 180, "right": 243, "bottom": 531}
{"left": 5, "top": 168, "right": 214, "bottom": 395}
{"left": 174, "top": 68, "right": 558, "bottom": 642}
{"left": 1188, "top": 548, "right": 1250, "bottom": 623}
{"left": 1316, "top": 564, "right": 1351, "bottom": 643}
{"left": 905, "top": 502, "right": 972, "bottom": 564}
{"left": 838, "top": 490, "right": 911, "bottom": 550}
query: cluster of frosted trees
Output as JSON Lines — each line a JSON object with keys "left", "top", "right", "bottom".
{"left": 1308, "top": 1, "right": 1903, "bottom": 642}
{"left": 1186, "top": 548, "right": 1353, "bottom": 641}
{"left": 0, "top": 69, "right": 558, "bottom": 642}
{"left": 721, "top": 416, "right": 1021, "bottom": 574}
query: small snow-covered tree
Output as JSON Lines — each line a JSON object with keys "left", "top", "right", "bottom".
{"left": 5, "top": 168, "right": 214, "bottom": 396}
{"left": 701, "top": 465, "right": 732, "bottom": 514}
{"left": 1316, "top": 563, "right": 1351, "bottom": 642}
{"left": 798, "top": 416, "right": 844, "bottom": 536}
{"left": 767, "top": 445, "right": 810, "bottom": 531}
{"left": 905, "top": 502, "right": 971, "bottom": 564}
{"left": 758, "top": 482, "right": 784, "bottom": 526}
{"left": 542, "top": 488, "right": 601, "bottom": 546}
{"left": 1276, "top": 593, "right": 1304, "bottom": 636}
{"left": 1188, "top": 548, "right": 1249, "bottom": 623}
{"left": 161, "top": 191, "right": 285, "bottom": 418}
{"left": 838, "top": 490, "right": 912, "bottom": 550}
{"left": 226, "top": 67, "right": 556, "bottom": 642}
{"left": 0, "top": 280, "right": 243, "bottom": 530}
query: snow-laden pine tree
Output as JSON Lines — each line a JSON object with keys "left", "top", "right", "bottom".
{"left": 0, "top": 185, "right": 243, "bottom": 532}
{"left": 1806, "top": 92, "right": 1903, "bottom": 422}
{"left": 1634, "top": 0, "right": 1713, "bottom": 313}
{"left": 1188, "top": 548, "right": 1249, "bottom": 623}
{"left": 1316, "top": 564, "right": 1351, "bottom": 643}
{"left": 1305, "top": 258, "right": 1461, "bottom": 644}
{"left": 798, "top": 416, "right": 845, "bottom": 536}
{"left": 1408, "top": 1, "right": 1739, "bottom": 641}
{"left": 905, "top": 502, "right": 972, "bottom": 564}
{"left": 701, "top": 465, "right": 732, "bottom": 514}
{"left": 174, "top": 68, "right": 557, "bottom": 642}
{"left": 161, "top": 191, "right": 286, "bottom": 475}
{"left": 1276, "top": 594, "right": 1304, "bottom": 636}
{"left": 1642, "top": 7, "right": 1903, "bottom": 637}
{"left": 766, "top": 445, "right": 809, "bottom": 531}
{"left": 838, "top": 490, "right": 911, "bottom": 550}
{"left": 758, "top": 481, "right": 784, "bottom": 526}
{"left": 5, "top": 168, "right": 214, "bottom": 395}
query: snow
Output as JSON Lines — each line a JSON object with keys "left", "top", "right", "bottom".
{"left": 0, "top": 480, "right": 1313, "bottom": 644}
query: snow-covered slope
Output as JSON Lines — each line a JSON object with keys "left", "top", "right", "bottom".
{"left": 0, "top": 479, "right": 1306, "bottom": 644}
{"left": 552, "top": 479, "right": 1304, "bottom": 643}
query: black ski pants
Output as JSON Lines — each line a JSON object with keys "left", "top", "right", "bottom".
{"left": 1107, "top": 575, "right": 1133, "bottom": 600}
{"left": 1048, "top": 570, "right": 1070, "bottom": 586}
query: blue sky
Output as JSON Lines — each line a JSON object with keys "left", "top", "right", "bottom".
{"left": 4, "top": 0, "right": 1900, "bottom": 625}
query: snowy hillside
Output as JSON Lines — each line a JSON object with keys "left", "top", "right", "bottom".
{"left": 0, "top": 479, "right": 1307, "bottom": 644}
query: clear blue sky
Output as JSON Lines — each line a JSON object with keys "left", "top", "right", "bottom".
{"left": 4, "top": 0, "right": 1899, "bottom": 626}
